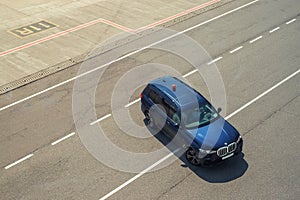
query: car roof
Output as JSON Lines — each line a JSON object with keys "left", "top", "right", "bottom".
{"left": 149, "top": 76, "right": 207, "bottom": 110}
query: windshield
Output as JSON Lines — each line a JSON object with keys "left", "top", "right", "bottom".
{"left": 181, "top": 103, "right": 219, "bottom": 129}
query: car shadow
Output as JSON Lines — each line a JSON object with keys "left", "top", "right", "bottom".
{"left": 180, "top": 152, "right": 248, "bottom": 183}
{"left": 144, "top": 119, "right": 248, "bottom": 183}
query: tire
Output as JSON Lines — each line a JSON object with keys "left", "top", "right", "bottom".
{"left": 145, "top": 111, "right": 155, "bottom": 128}
{"left": 185, "top": 147, "right": 202, "bottom": 166}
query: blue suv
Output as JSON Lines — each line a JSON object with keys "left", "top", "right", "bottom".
{"left": 141, "top": 76, "right": 243, "bottom": 166}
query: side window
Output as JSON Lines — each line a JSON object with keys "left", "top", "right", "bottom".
{"left": 170, "top": 108, "right": 180, "bottom": 125}
{"left": 162, "top": 99, "right": 180, "bottom": 124}
{"left": 148, "top": 89, "right": 160, "bottom": 104}
{"left": 161, "top": 99, "right": 172, "bottom": 117}
{"left": 148, "top": 89, "right": 180, "bottom": 124}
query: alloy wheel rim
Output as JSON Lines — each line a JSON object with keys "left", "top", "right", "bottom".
{"left": 186, "top": 149, "right": 201, "bottom": 165}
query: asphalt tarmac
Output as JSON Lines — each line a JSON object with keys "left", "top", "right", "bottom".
{"left": 0, "top": 0, "right": 299, "bottom": 199}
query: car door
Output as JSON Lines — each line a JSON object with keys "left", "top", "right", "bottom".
{"left": 147, "top": 88, "right": 168, "bottom": 130}
{"left": 159, "top": 98, "right": 180, "bottom": 138}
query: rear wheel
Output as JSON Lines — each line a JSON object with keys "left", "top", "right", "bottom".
{"left": 185, "top": 147, "right": 202, "bottom": 166}
{"left": 145, "top": 111, "right": 155, "bottom": 128}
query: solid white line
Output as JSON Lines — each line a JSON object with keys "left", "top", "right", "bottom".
{"left": 207, "top": 56, "right": 223, "bottom": 65}
{"left": 182, "top": 69, "right": 198, "bottom": 78}
{"left": 0, "top": 0, "right": 259, "bottom": 113}
{"left": 225, "top": 69, "right": 300, "bottom": 120}
{"left": 230, "top": 46, "right": 243, "bottom": 54}
{"left": 125, "top": 98, "right": 141, "bottom": 108}
{"left": 269, "top": 27, "right": 280, "bottom": 33}
{"left": 99, "top": 149, "right": 178, "bottom": 200}
{"left": 51, "top": 132, "right": 76, "bottom": 146}
{"left": 0, "top": 76, "right": 78, "bottom": 112}
{"left": 286, "top": 18, "right": 296, "bottom": 25}
{"left": 90, "top": 114, "right": 112, "bottom": 126}
{"left": 249, "top": 35, "right": 263, "bottom": 44}
{"left": 4, "top": 154, "right": 34, "bottom": 169}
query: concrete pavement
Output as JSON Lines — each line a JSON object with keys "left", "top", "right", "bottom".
{"left": 0, "top": 0, "right": 299, "bottom": 199}
{"left": 0, "top": 0, "right": 224, "bottom": 91}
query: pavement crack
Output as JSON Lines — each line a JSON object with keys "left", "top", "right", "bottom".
{"left": 242, "top": 95, "right": 299, "bottom": 137}
{"left": 156, "top": 171, "right": 193, "bottom": 200}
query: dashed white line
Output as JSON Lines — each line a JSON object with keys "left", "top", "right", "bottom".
{"left": 0, "top": 0, "right": 259, "bottom": 113}
{"left": 249, "top": 35, "right": 263, "bottom": 44}
{"left": 269, "top": 27, "right": 280, "bottom": 33}
{"left": 225, "top": 69, "right": 300, "bottom": 120}
{"left": 207, "top": 56, "right": 223, "bottom": 65}
{"left": 229, "top": 46, "right": 243, "bottom": 54}
{"left": 286, "top": 18, "right": 296, "bottom": 25}
{"left": 182, "top": 69, "right": 198, "bottom": 78}
{"left": 90, "top": 114, "right": 112, "bottom": 126}
{"left": 4, "top": 154, "right": 34, "bottom": 169}
{"left": 99, "top": 149, "right": 179, "bottom": 200}
{"left": 51, "top": 132, "right": 76, "bottom": 146}
{"left": 125, "top": 98, "right": 141, "bottom": 108}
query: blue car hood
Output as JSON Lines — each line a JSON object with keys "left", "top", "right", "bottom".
{"left": 186, "top": 117, "right": 239, "bottom": 149}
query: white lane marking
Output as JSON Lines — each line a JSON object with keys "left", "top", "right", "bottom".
{"left": 90, "top": 114, "right": 112, "bottom": 126}
{"left": 51, "top": 132, "right": 76, "bottom": 146}
{"left": 100, "top": 68, "right": 300, "bottom": 199}
{"left": 99, "top": 149, "right": 179, "bottom": 200}
{"left": 125, "top": 98, "right": 141, "bottom": 108}
{"left": 182, "top": 69, "right": 198, "bottom": 78}
{"left": 229, "top": 46, "right": 243, "bottom": 54}
{"left": 0, "top": 0, "right": 259, "bottom": 113}
{"left": 286, "top": 18, "right": 296, "bottom": 25}
{"left": 207, "top": 56, "right": 223, "bottom": 65}
{"left": 0, "top": 76, "right": 78, "bottom": 112}
{"left": 4, "top": 154, "right": 34, "bottom": 169}
{"left": 249, "top": 35, "right": 263, "bottom": 44}
{"left": 269, "top": 27, "right": 280, "bottom": 33}
{"left": 225, "top": 69, "right": 300, "bottom": 120}
{"left": 134, "top": 0, "right": 221, "bottom": 32}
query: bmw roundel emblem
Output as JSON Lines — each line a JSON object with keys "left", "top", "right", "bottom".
{"left": 224, "top": 142, "right": 228, "bottom": 145}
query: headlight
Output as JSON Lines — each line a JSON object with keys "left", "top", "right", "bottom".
{"left": 199, "top": 148, "right": 216, "bottom": 154}
{"left": 237, "top": 135, "right": 242, "bottom": 143}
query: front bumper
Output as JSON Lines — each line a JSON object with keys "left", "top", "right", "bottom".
{"left": 199, "top": 138, "right": 243, "bottom": 167}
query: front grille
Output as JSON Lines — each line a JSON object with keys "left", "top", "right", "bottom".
{"left": 228, "top": 142, "right": 237, "bottom": 153}
{"left": 217, "top": 147, "right": 228, "bottom": 157}
{"left": 217, "top": 142, "right": 237, "bottom": 157}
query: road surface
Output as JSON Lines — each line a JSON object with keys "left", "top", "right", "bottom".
{"left": 0, "top": 0, "right": 299, "bottom": 199}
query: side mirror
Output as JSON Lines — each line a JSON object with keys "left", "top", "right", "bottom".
{"left": 217, "top": 107, "right": 222, "bottom": 113}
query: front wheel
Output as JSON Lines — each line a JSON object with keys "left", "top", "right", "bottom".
{"left": 185, "top": 147, "right": 202, "bottom": 166}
